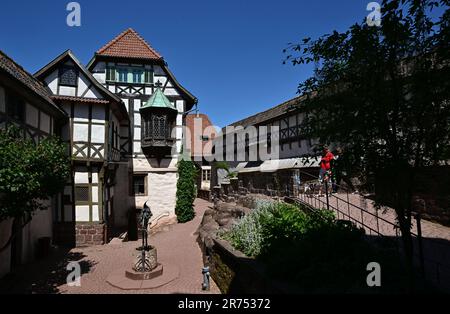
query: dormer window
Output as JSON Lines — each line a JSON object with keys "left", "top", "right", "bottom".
{"left": 59, "top": 66, "right": 78, "bottom": 87}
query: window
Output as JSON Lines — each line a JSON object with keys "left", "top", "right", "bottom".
{"left": 106, "top": 67, "right": 116, "bottom": 82}
{"left": 117, "top": 68, "right": 128, "bottom": 83}
{"left": 75, "top": 186, "right": 89, "bottom": 203}
{"left": 202, "top": 169, "right": 211, "bottom": 182}
{"left": 132, "top": 175, "right": 147, "bottom": 196}
{"left": 152, "top": 114, "right": 168, "bottom": 139}
{"left": 133, "top": 70, "right": 143, "bottom": 84}
{"left": 144, "top": 69, "right": 153, "bottom": 84}
{"left": 6, "top": 91, "right": 25, "bottom": 122}
{"left": 201, "top": 135, "right": 210, "bottom": 142}
{"left": 59, "top": 66, "right": 78, "bottom": 87}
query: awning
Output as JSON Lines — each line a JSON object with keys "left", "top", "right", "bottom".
{"left": 236, "top": 158, "right": 320, "bottom": 174}
{"left": 260, "top": 157, "right": 321, "bottom": 173}
{"left": 237, "top": 161, "right": 263, "bottom": 173}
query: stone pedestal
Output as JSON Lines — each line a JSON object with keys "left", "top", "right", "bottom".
{"left": 134, "top": 246, "right": 158, "bottom": 272}
{"left": 106, "top": 245, "right": 180, "bottom": 290}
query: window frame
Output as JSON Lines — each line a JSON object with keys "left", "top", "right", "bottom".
{"left": 131, "top": 174, "right": 147, "bottom": 196}
{"left": 144, "top": 69, "right": 154, "bottom": 84}
{"left": 106, "top": 66, "right": 116, "bottom": 82}
{"left": 202, "top": 169, "right": 211, "bottom": 182}
{"left": 117, "top": 68, "right": 128, "bottom": 83}
{"left": 132, "top": 69, "right": 144, "bottom": 84}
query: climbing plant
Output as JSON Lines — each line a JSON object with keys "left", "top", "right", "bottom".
{"left": 175, "top": 158, "right": 197, "bottom": 223}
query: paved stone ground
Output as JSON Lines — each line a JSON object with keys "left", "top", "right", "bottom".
{"left": 0, "top": 199, "right": 221, "bottom": 294}
{"left": 298, "top": 192, "right": 450, "bottom": 289}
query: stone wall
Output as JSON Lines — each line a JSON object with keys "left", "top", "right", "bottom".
{"left": 196, "top": 199, "right": 296, "bottom": 293}
{"left": 75, "top": 223, "right": 105, "bottom": 247}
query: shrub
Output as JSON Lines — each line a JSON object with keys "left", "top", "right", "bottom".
{"left": 0, "top": 126, "right": 70, "bottom": 221}
{"left": 175, "top": 159, "right": 197, "bottom": 223}
{"left": 222, "top": 205, "right": 273, "bottom": 257}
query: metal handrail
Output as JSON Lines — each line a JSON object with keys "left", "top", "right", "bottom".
{"left": 293, "top": 168, "right": 450, "bottom": 290}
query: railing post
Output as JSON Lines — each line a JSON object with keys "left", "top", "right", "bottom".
{"left": 415, "top": 212, "right": 426, "bottom": 278}
{"left": 325, "top": 180, "right": 330, "bottom": 211}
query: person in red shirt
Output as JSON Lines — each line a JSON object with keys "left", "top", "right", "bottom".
{"left": 318, "top": 146, "right": 334, "bottom": 197}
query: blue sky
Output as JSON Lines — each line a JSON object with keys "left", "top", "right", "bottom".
{"left": 0, "top": 0, "right": 373, "bottom": 127}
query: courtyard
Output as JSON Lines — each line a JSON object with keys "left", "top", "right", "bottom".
{"left": 0, "top": 199, "right": 220, "bottom": 294}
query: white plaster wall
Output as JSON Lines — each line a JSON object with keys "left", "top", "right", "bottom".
{"left": 44, "top": 70, "right": 59, "bottom": 95}
{"left": 92, "top": 62, "right": 106, "bottom": 84}
{"left": 40, "top": 111, "right": 51, "bottom": 134}
{"left": 77, "top": 74, "right": 89, "bottom": 98}
{"left": 80, "top": 74, "right": 103, "bottom": 99}
{"left": 134, "top": 99, "right": 141, "bottom": 111}
{"left": 135, "top": 171, "right": 178, "bottom": 220}
{"left": 76, "top": 205, "right": 90, "bottom": 222}
{"left": 73, "top": 123, "right": 89, "bottom": 142}
{"left": 21, "top": 200, "right": 53, "bottom": 264}
{"left": 134, "top": 113, "right": 141, "bottom": 126}
{"left": 74, "top": 170, "right": 89, "bottom": 184}
{"left": 164, "top": 88, "right": 180, "bottom": 97}
{"left": 59, "top": 86, "right": 76, "bottom": 97}
{"left": 26, "top": 103, "right": 39, "bottom": 129}
{"left": 0, "top": 85, "right": 5, "bottom": 113}
{"left": 91, "top": 125, "right": 105, "bottom": 144}
{"left": 133, "top": 142, "right": 142, "bottom": 154}
{"left": 132, "top": 158, "right": 178, "bottom": 172}
{"left": 0, "top": 219, "right": 13, "bottom": 278}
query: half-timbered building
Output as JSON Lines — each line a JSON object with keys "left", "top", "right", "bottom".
{"left": 214, "top": 96, "right": 320, "bottom": 196}
{"left": 86, "top": 28, "right": 197, "bottom": 231}
{"left": 0, "top": 50, "right": 67, "bottom": 277}
{"left": 35, "top": 50, "right": 129, "bottom": 246}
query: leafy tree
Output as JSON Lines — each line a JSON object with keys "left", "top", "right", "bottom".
{"left": 0, "top": 126, "right": 70, "bottom": 251}
{"left": 175, "top": 158, "right": 197, "bottom": 223}
{"left": 284, "top": 0, "right": 450, "bottom": 266}
{"left": 215, "top": 161, "right": 238, "bottom": 179}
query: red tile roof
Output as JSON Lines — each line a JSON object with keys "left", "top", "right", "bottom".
{"left": 51, "top": 95, "right": 110, "bottom": 104}
{"left": 96, "top": 28, "right": 162, "bottom": 61}
{"left": 0, "top": 50, "right": 66, "bottom": 117}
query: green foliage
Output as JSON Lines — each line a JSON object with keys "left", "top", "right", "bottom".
{"left": 0, "top": 126, "right": 70, "bottom": 221}
{"left": 223, "top": 202, "right": 413, "bottom": 292}
{"left": 221, "top": 205, "right": 273, "bottom": 257}
{"left": 284, "top": 0, "right": 450, "bottom": 261}
{"left": 175, "top": 159, "right": 197, "bottom": 223}
{"left": 215, "top": 161, "right": 238, "bottom": 179}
